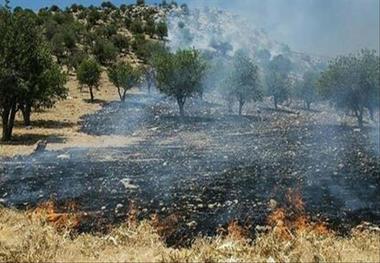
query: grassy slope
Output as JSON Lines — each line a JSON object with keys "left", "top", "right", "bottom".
{"left": 0, "top": 207, "right": 379, "bottom": 262}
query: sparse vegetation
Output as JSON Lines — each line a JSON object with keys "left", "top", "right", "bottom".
{"left": 0, "top": 1, "right": 379, "bottom": 262}
{"left": 0, "top": 207, "right": 379, "bottom": 262}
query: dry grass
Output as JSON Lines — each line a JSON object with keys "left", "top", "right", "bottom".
{"left": 0, "top": 73, "right": 141, "bottom": 157}
{"left": 0, "top": 207, "right": 379, "bottom": 263}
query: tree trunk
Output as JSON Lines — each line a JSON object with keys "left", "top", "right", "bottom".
{"left": 177, "top": 97, "right": 185, "bottom": 117}
{"left": 121, "top": 89, "right": 127, "bottom": 102}
{"left": 238, "top": 99, "right": 244, "bottom": 116}
{"left": 147, "top": 82, "right": 151, "bottom": 94}
{"left": 368, "top": 106, "right": 374, "bottom": 121}
{"left": 21, "top": 102, "right": 32, "bottom": 126}
{"left": 1, "top": 102, "right": 17, "bottom": 141}
{"left": 89, "top": 86, "right": 94, "bottom": 102}
{"left": 117, "top": 87, "right": 123, "bottom": 101}
{"left": 306, "top": 101, "right": 311, "bottom": 111}
{"left": 227, "top": 100, "right": 233, "bottom": 113}
{"left": 274, "top": 96, "right": 278, "bottom": 110}
{"left": 355, "top": 107, "right": 364, "bottom": 128}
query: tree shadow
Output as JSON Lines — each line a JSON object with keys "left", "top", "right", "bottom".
{"left": 83, "top": 99, "right": 107, "bottom": 104}
{"left": 14, "top": 120, "right": 76, "bottom": 129}
{"left": 292, "top": 106, "right": 321, "bottom": 113}
{"left": 160, "top": 115, "right": 215, "bottom": 124}
{"left": 261, "top": 107, "right": 298, "bottom": 115}
{"left": 0, "top": 134, "right": 65, "bottom": 146}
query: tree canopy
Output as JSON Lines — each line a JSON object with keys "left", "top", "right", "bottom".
{"left": 224, "top": 50, "right": 262, "bottom": 115}
{"left": 0, "top": 6, "right": 67, "bottom": 140}
{"left": 77, "top": 58, "right": 101, "bottom": 102}
{"left": 265, "top": 55, "right": 292, "bottom": 109}
{"left": 108, "top": 62, "right": 142, "bottom": 102}
{"left": 319, "top": 49, "right": 380, "bottom": 126}
{"left": 153, "top": 49, "right": 207, "bottom": 116}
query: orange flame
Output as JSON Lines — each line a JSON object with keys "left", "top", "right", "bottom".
{"left": 28, "top": 200, "right": 83, "bottom": 231}
{"left": 267, "top": 189, "right": 331, "bottom": 239}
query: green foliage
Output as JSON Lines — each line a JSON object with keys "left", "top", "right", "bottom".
{"left": 319, "top": 49, "right": 380, "bottom": 126}
{"left": 224, "top": 50, "right": 262, "bottom": 115}
{"left": 136, "top": 0, "right": 145, "bottom": 6}
{"left": 266, "top": 55, "right": 292, "bottom": 109}
{"left": 108, "top": 62, "right": 142, "bottom": 101}
{"left": 0, "top": 7, "right": 67, "bottom": 139}
{"left": 92, "top": 38, "right": 118, "bottom": 65}
{"left": 130, "top": 19, "right": 144, "bottom": 34}
{"left": 77, "top": 58, "right": 102, "bottom": 102}
{"left": 87, "top": 8, "right": 101, "bottom": 26}
{"left": 111, "top": 34, "right": 129, "bottom": 52}
{"left": 296, "top": 70, "right": 320, "bottom": 110}
{"left": 155, "top": 21, "right": 168, "bottom": 39}
{"left": 153, "top": 49, "right": 207, "bottom": 116}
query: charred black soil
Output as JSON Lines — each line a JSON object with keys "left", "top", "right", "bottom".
{"left": 1, "top": 94, "right": 379, "bottom": 246}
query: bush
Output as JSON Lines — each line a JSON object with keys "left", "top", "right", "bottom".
{"left": 92, "top": 38, "right": 118, "bottom": 65}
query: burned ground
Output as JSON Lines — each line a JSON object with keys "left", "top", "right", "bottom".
{"left": 1, "top": 94, "right": 379, "bottom": 246}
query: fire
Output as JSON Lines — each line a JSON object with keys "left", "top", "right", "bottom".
{"left": 227, "top": 220, "right": 248, "bottom": 240}
{"left": 28, "top": 200, "right": 83, "bottom": 231}
{"left": 267, "top": 189, "right": 331, "bottom": 240}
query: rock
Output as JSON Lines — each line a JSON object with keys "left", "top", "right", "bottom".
{"left": 57, "top": 154, "right": 70, "bottom": 160}
{"left": 101, "top": 206, "right": 106, "bottom": 210}
{"left": 256, "top": 225, "right": 270, "bottom": 232}
{"left": 33, "top": 140, "right": 47, "bottom": 153}
{"left": 268, "top": 199, "right": 278, "bottom": 209}
{"left": 120, "top": 178, "right": 139, "bottom": 190}
{"left": 187, "top": 221, "right": 197, "bottom": 228}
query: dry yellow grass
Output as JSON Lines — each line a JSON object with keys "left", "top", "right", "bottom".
{"left": 0, "top": 207, "right": 379, "bottom": 263}
{"left": 0, "top": 72, "right": 141, "bottom": 157}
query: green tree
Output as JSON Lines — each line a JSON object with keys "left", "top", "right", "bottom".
{"left": 153, "top": 49, "right": 207, "bottom": 116}
{"left": 0, "top": 7, "right": 66, "bottom": 140}
{"left": 92, "top": 38, "right": 118, "bottom": 65}
{"left": 297, "top": 70, "right": 319, "bottom": 110}
{"left": 156, "top": 21, "right": 168, "bottom": 39}
{"left": 137, "top": 0, "right": 145, "bottom": 6}
{"left": 266, "top": 55, "right": 292, "bottom": 109}
{"left": 319, "top": 49, "right": 379, "bottom": 127}
{"left": 108, "top": 62, "right": 142, "bottom": 102}
{"left": 225, "top": 50, "right": 262, "bottom": 116}
{"left": 77, "top": 58, "right": 101, "bottom": 102}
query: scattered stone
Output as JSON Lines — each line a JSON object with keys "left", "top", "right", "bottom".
{"left": 57, "top": 154, "right": 70, "bottom": 160}
{"left": 268, "top": 199, "right": 278, "bottom": 209}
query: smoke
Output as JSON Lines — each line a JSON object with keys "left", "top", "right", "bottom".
{"left": 182, "top": 0, "right": 380, "bottom": 56}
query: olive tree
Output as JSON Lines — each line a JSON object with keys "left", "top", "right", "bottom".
{"left": 224, "top": 50, "right": 262, "bottom": 116}
{"left": 297, "top": 70, "right": 320, "bottom": 110}
{"left": 319, "top": 49, "right": 379, "bottom": 127}
{"left": 77, "top": 58, "right": 102, "bottom": 102}
{"left": 266, "top": 55, "right": 292, "bottom": 109}
{"left": 0, "top": 6, "right": 66, "bottom": 140}
{"left": 153, "top": 49, "right": 207, "bottom": 117}
{"left": 108, "top": 62, "right": 142, "bottom": 102}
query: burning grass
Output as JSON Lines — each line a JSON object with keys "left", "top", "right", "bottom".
{"left": 0, "top": 206, "right": 379, "bottom": 262}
